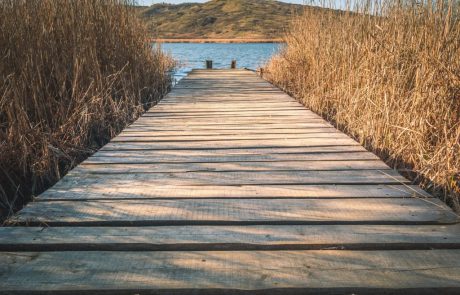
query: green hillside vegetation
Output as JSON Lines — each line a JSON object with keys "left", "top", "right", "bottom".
{"left": 137, "top": 0, "right": 304, "bottom": 39}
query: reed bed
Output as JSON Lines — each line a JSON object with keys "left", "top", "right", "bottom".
{"left": 266, "top": 0, "right": 460, "bottom": 210}
{"left": 0, "top": 0, "right": 173, "bottom": 218}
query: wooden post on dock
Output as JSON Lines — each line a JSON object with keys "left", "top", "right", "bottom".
{"left": 206, "top": 60, "right": 213, "bottom": 69}
{"left": 231, "top": 60, "right": 237, "bottom": 69}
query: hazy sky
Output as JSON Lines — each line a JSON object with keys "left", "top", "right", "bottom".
{"left": 137, "top": 0, "right": 307, "bottom": 5}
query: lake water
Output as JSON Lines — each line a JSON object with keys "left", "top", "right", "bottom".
{"left": 159, "top": 43, "right": 282, "bottom": 82}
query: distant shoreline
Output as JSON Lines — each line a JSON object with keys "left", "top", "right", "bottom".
{"left": 150, "top": 38, "right": 284, "bottom": 44}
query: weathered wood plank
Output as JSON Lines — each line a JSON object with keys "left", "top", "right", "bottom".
{"left": 38, "top": 184, "right": 431, "bottom": 201}
{"left": 163, "top": 92, "right": 292, "bottom": 96}
{"left": 120, "top": 127, "right": 337, "bottom": 134}
{"left": 10, "top": 198, "right": 458, "bottom": 225}
{"left": 140, "top": 113, "right": 319, "bottom": 119}
{"left": 147, "top": 106, "right": 307, "bottom": 112}
{"left": 144, "top": 110, "right": 316, "bottom": 116}
{"left": 111, "top": 133, "right": 351, "bottom": 143}
{"left": 58, "top": 169, "right": 409, "bottom": 186}
{"left": 86, "top": 151, "right": 378, "bottom": 164}
{"left": 127, "top": 122, "right": 333, "bottom": 128}
{"left": 135, "top": 113, "right": 320, "bottom": 120}
{"left": 137, "top": 109, "right": 320, "bottom": 118}
{"left": 101, "top": 139, "right": 361, "bottom": 150}
{"left": 0, "top": 225, "right": 459, "bottom": 251}
{"left": 160, "top": 98, "right": 298, "bottom": 103}
{"left": 134, "top": 117, "right": 326, "bottom": 124}
{"left": 1, "top": 250, "right": 459, "bottom": 293}
{"left": 154, "top": 102, "right": 305, "bottom": 108}
{"left": 125, "top": 123, "right": 333, "bottom": 130}
{"left": 119, "top": 127, "right": 337, "bottom": 136}
{"left": 93, "top": 145, "right": 367, "bottom": 156}
{"left": 73, "top": 160, "right": 390, "bottom": 174}
{"left": 139, "top": 115, "right": 323, "bottom": 121}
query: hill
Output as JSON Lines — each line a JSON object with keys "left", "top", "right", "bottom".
{"left": 137, "top": 0, "right": 304, "bottom": 40}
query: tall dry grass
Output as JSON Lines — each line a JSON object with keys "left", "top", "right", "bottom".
{"left": 266, "top": 0, "right": 460, "bottom": 210}
{"left": 0, "top": 0, "right": 173, "bottom": 218}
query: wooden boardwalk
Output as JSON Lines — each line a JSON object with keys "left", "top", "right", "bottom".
{"left": 1, "top": 69, "right": 460, "bottom": 294}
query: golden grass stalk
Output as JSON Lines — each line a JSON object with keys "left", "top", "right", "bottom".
{"left": 0, "top": 0, "right": 174, "bottom": 218}
{"left": 266, "top": 0, "right": 460, "bottom": 210}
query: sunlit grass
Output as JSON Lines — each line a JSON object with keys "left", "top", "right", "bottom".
{"left": 0, "top": 0, "right": 174, "bottom": 217}
{"left": 266, "top": 0, "right": 460, "bottom": 210}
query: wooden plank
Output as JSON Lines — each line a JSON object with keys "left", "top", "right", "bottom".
{"left": 160, "top": 97, "right": 297, "bottom": 103}
{"left": 87, "top": 151, "right": 377, "bottom": 164}
{"left": 10, "top": 198, "right": 458, "bottom": 226}
{"left": 150, "top": 107, "right": 308, "bottom": 112}
{"left": 101, "top": 139, "right": 361, "bottom": 150}
{"left": 123, "top": 125, "right": 333, "bottom": 131}
{"left": 159, "top": 100, "right": 298, "bottom": 105}
{"left": 73, "top": 160, "right": 390, "bottom": 174}
{"left": 110, "top": 135, "right": 354, "bottom": 143}
{"left": 163, "top": 92, "right": 291, "bottom": 96}
{"left": 138, "top": 115, "right": 323, "bottom": 121}
{"left": 139, "top": 109, "right": 319, "bottom": 117}
{"left": 147, "top": 106, "right": 307, "bottom": 112}
{"left": 1, "top": 250, "right": 459, "bottom": 293}
{"left": 141, "top": 112, "right": 318, "bottom": 118}
{"left": 168, "top": 86, "right": 283, "bottom": 90}
{"left": 129, "top": 121, "right": 330, "bottom": 128}
{"left": 131, "top": 120, "right": 327, "bottom": 126}
{"left": 134, "top": 116, "right": 325, "bottom": 122}
{"left": 167, "top": 88, "right": 285, "bottom": 92}
{"left": 144, "top": 109, "right": 312, "bottom": 114}
{"left": 170, "top": 89, "right": 283, "bottom": 92}
{"left": 58, "top": 169, "right": 409, "bottom": 186}
{"left": 93, "top": 146, "right": 368, "bottom": 155}
{"left": 139, "top": 114, "right": 322, "bottom": 120}
{"left": 137, "top": 115, "right": 322, "bottom": 121}
{"left": 154, "top": 102, "right": 304, "bottom": 107}
{"left": 118, "top": 127, "right": 338, "bottom": 136}
{"left": 159, "top": 95, "right": 294, "bottom": 99}
{"left": 163, "top": 93, "right": 290, "bottom": 97}
{"left": 111, "top": 133, "right": 350, "bottom": 143}
{"left": 0, "top": 224, "right": 459, "bottom": 251}
{"left": 38, "top": 184, "right": 431, "bottom": 201}
{"left": 125, "top": 123, "right": 333, "bottom": 130}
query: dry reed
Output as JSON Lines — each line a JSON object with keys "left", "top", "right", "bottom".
{"left": 266, "top": 0, "right": 460, "bottom": 210}
{"left": 0, "top": 0, "right": 173, "bottom": 218}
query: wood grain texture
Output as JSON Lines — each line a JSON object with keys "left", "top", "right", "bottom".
{"left": 86, "top": 151, "right": 378, "bottom": 164}
{"left": 2, "top": 69, "right": 459, "bottom": 293}
{"left": 111, "top": 133, "right": 352, "bottom": 142}
{"left": 101, "top": 139, "right": 361, "bottom": 151}
{"left": 57, "top": 169, "right": 409, "bottom": 186}
{"left": 1, "top": 224, "right": 459, "bottom": 251}
{"left": 72, "top": 160, "right": 391, "bottom": 174}
{"left": 1, "top": 250, "right": 460, "bottom": 294}
{"left": 10, "top": 198, "right": 458, "bottom": 225}
{"left": 119, "top": 127, "right": 337, "bottom": 135}
{"left": 38, "top": 184, "right": 431, "bottom": 201}
{"left": 126, "top": 123, "right": 333, "bottom": 130}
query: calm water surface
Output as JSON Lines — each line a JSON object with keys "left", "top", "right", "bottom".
{"left": 159, "top": 43, "right": 282, "bottom": 82}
